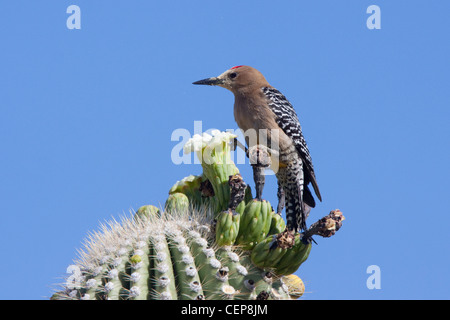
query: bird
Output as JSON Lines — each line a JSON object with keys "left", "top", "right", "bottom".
{"left": 193, "top": 65, "right": 321, "bottom": 233}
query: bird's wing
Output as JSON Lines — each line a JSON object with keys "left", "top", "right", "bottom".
{"left": 262, "top": 87, "right": 322, "bottom": 202}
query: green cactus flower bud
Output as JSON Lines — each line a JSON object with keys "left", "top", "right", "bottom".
{"left": 236, "top": 199, "right": 272, "bottom": 250}
{"left": 165, "top": 192, "right": 189, "bottom": 214}
{"left": 135, "top": 205, "right": 161, "bottom": 221}
{"left": 274, "top": 236, "right": 311, "bottom": 276}
{"left": 168, "top": 174, "right": 217, "bottom": 210}
{"left": 251, "top": 231, "right": 312, "bottom": 276}
{"left": 215, "top": 209, "right": 240, "bottom": 246}
{"left": 268, "top": 212, "right": 286, "bottom": 236}
{"left": 250, "top": 235, "right": 286, "bottom": 269}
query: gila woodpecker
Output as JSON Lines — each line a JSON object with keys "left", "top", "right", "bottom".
{"left": 193, "top": 65, "right": 322, "bottom": 232}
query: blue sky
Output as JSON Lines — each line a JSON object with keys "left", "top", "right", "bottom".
{"left": 0, "top": 1, "right": 449, "bottom": 299}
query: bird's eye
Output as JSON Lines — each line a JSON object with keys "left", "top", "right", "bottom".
{"left": 229, "top": 72, "right": 237, "bottom": 79}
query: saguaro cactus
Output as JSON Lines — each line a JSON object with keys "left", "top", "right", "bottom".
{"left": 53, "top": 130, "right": 344, "bottom": 300}
{"left": 53, "top": 206, "right": 300, "bottom": 300}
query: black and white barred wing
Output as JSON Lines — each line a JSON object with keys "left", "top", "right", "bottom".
{"left": 262, "top": 87, "right": 322, "bottom": 203}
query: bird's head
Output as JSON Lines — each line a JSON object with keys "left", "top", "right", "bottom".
{"left": 193, "top": 65, "right": 269, "bottom": 94}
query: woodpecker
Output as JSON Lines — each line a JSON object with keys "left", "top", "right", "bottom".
{"left": 193, "top": 65, "right": 321, "bottom": 232}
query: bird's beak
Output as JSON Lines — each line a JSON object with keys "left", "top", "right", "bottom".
{"left": 192, "top": 77, "right": 224, "bottom": 86}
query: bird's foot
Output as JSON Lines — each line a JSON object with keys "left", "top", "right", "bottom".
{"left": 276, "top": 184, "right": 285, "bottom": 214}
{"left": 252, "top": 164, "right": 265, "bottom": 200}
{"left": 248, "top": 145, "right": 272, "bottom": 167}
